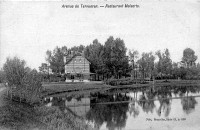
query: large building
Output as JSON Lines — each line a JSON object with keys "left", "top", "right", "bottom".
{"left": 63, "top": 51, "right": 91, "bottom": 82}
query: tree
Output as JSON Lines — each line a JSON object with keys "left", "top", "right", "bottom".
{"left": 155, "top": 50, "right": 162, "bottom": 74}
{"left": 3, "top": 56, "right": 42, "bottom": 104}
{"left": 185, "top": 65, "right": 200, "bottom": 80}
{"left": 137, "top": 52, "right": 155, "bottom": 79}
{"left": 129, "top": 49, "right": 139, "bottom": 66}
{"left": 38, "top": 63, "right": 48, "bottom": 73}
{"left": 156, "top": 49, "right": 172, "bottom": 79}
{"left": 45, "top": 46, "right": 65, "bottom": 74}
{"left": 69, "top": 45, "right": 85, "bottom": 53}
{"left": 129, "top": 49, "right": 139, "bottom": 79}
{"left": 103, "top": 36, "right": 129, "bottom": 79}
{"left": 0, "top": 69, "right": 5, "bottom": 83}
{"left": 3, "top": 57, "right": 29, "bottom": 86}
{"left": 84, "top": 39, "right": 104, "bottom": 80}
{"left": 182, "top": 48, "right": 197, "bottom": 68}
{"left": 22, "top": 69, "right": 43, "bottom": 103}
{"left": 172, "top": 62, "right": 179, "bottom": 79}
{"left": 46, "top": 50, "right": 52, "bottom": 64}
{"left": 162, "top": 49, "right": 172, "bottom": 77}
{"left": 61, "top": 46, "right": 68, "bottom": 54}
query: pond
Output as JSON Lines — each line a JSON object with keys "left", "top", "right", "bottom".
{"left": 44, "top": 85, "right": 200, "bottom": 130}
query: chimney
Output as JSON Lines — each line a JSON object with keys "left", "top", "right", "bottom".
{"left": 63, "top": 49, "right": 68, "bottom": 64}
{"left": 63, "top": 55, "right": 67, "bottom": 64}
{"left": 71, "top": 51, "right": 74, "bottom": 57}
{"left": 64, "top": 51, "right": 73, "bottom": 64}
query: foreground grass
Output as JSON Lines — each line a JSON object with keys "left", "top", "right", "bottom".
{"left": 0, "top": 95, "right": 93, "bottom": 130}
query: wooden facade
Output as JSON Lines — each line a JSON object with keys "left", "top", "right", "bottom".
{"left": 64, "top": 53, "right": 91, "bottom": 81}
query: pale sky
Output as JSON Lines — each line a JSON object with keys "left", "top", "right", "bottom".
{"left": 0, "top": 1, "right": 200, "bottom": 70}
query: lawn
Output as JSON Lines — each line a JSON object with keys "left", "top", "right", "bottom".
{"left": 42, "top": 82, "right": 112, "bottom": 97}
{"left": 42, "top": 80, "right": 200, "bottom": 97}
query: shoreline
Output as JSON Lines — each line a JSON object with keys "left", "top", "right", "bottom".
{"left": 42, "top": 80, "right": 200, "bottom": 96}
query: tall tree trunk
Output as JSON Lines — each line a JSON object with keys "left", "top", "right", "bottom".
{"left": 143, "top": 70, "right": 145, "bottom": 80}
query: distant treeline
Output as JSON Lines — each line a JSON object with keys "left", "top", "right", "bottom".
{"left": 39, "top": 36, "right": 200, "bottom": 80}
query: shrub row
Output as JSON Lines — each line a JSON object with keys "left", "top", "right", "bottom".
{"left": 39, "top": 74, "right": 66, "bottom": 82}
{"left": 104, "top": 77, "right": 147, "bottom": 86}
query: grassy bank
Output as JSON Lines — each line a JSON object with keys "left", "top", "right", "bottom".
{"left": 0, "top": 84, "right": 93, "bottom": 130}
{"left": 115, "top": 80, "right": 200, "bottom": 88}
{"left": 42, "top": 80, "right": 200, "bottom": 96}
{"left": 0, "top": 96, "right": 93, "bottom": 130}
{"left": 42, "top": 82, "right": 112, "bottom": 97}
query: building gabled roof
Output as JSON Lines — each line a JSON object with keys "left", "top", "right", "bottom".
{"left": 65, "top": 53, "right": 90, "bottom": 65}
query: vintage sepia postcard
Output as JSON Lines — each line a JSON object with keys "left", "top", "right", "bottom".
{"left": 0, "top": 0, "right": 200, "bottom": 130}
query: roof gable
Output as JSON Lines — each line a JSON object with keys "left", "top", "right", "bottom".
{"left": 65, "top": 54, "right": 90, "bottom": 65}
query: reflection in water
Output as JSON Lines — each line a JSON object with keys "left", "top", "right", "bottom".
{"left": 173, "top": 86, "right": 198, "bottom": 114}
{"left": 156, "top": 98, "right": 171, "bottom": 117}
{"left": 43, "top": 85, "right": 200, "bottom": 130}
{"left": 65, "top": 98, "right": 90, "bottom": 117}
{"left": 86, "top": 93, "right": 129, "bottom": 130}
{"left": 181, "top": 96, "right": 197, "bottom": 114}
{"left": 44, "top": 96, "right": 90, "bottom": 117}
{"left": 156, "top": 87, "right": 172, "bottom": 117}
{"left": 129, "top": 102, "right": 139, "bottom": 118}
{"left": 128, "top": 92, "right": 140, "bottom": 118}
{"left": 138, "top": 91, "right": 155, "bottom": 114}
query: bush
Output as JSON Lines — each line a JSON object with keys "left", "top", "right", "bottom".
{"left": 21, "top": 70, "right": 43, "bottom": 104}
{"left": 3, "top": 57, "right": 29, "bottom": 86}
{"left": 185, "top": 67, "right": 200, "bottom": 80}
{"left": 40, "top": 73, "right": 66, "bottom": 82}
{"left": 3, "top": 57, "right": 42, "bottom": 104}
{"left": 0, "top": 70, "right": 5, "bottom": 83}
{"left": 104, "top": 77, "right": 146, "bottom": 86}
{"left": 39, "top": 73, "right": 49, "bottom": 82}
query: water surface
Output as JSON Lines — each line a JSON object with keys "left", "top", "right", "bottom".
{"left": 45, "top": 85, "right": 200, "bottom": 130}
